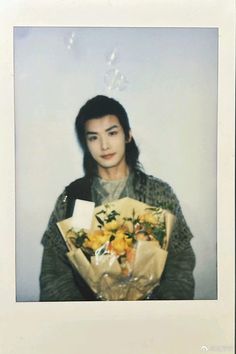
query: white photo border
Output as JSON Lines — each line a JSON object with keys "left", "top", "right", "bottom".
{"left": 0, "top": 1, "right": 235, "bottom": 354}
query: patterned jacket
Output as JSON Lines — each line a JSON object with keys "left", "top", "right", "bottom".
{"left": 40, "top": 170, "right": 196, "bottom": 301}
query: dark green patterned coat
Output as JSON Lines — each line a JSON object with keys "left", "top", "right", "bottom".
{"left": 40, "top": 170, "right": 196, "bottom": 301}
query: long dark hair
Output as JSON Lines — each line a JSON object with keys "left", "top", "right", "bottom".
{"left": 75, "top": 95, "right": 141, "bottom": 177}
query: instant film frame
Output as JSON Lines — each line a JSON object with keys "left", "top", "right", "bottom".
{"left": 0, "top": 1, "right": 234, "bottom": 354}
{"left": 15, "top": 26, "right": 218, "bottom": 302}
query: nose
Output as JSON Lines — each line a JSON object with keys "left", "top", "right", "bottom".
{"left": 100, "top": 136, "right": 109, "bottom": 151}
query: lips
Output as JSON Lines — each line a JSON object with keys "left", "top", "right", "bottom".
{"left": 101, "top": 153, "right": 116, "bottom": 160}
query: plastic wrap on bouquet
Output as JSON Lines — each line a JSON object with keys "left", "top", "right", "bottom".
{"left": 57, "top": 197, "right": 176, "bottom": 301}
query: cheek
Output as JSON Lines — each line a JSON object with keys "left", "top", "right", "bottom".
{"left": 86, "top": 142, "right": 97, "bottom": 157}
{"left": 117, "top": 137, "right": 126, "bottom": 152}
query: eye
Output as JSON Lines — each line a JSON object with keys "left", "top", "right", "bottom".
{"left": 87, "top": 135, "right": 97, "bottom": 142}
{"left": 108, "top": 130, "right": 118, "bottom": 136}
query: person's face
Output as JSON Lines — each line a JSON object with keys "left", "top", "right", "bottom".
{"left": 85, "top": 115, "right": 131, "bottom": 176}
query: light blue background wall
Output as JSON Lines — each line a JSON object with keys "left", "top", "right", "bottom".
{"left": 14, "top": 27, "right": 218, "bottom": 301}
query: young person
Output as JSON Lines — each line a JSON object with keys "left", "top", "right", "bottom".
{"left": 40, "top": 95, "right": 196, "bottom": 301}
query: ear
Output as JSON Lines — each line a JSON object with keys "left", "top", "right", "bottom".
{"left": 126, "top": 130, "right": 132, "bottom": 143}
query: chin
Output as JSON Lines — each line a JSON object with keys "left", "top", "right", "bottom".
{"left": 100, "top": 162, "right": 117, "bottom": 169}
{"left": 99, "top": 159, "right": 121, "bottom": 169}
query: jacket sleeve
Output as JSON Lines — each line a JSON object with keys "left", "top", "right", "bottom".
{"left": 39, "top": 192, "right": 85, "bottom": 301}
{"left": 40, "top": 245, "right": 85, "bottom": 301}
{"left": 148, "top": 185, "right": 196, "bottom": 300}
{"left": 149, "top": 243, "right": 196, "bottom": 300}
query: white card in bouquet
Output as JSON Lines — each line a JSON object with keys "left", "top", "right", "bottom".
{"left": 72, "top": 199, "right": 95, "bottom": 230}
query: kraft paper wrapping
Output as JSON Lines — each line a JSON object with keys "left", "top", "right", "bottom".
{"left": 57, "top": 197, "right": 176, "bottom": 300}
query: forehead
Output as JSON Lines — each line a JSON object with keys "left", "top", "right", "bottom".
{"left": 84, "top": 115, "right": 121, "bottom": 132}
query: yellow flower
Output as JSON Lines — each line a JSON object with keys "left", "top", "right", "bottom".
{"left": 111, "top": 237, "right": 128, "bottom": 255}
{"left": 84, "top": 230, "right": 109, "bottom": 250}
{"left": 103, "top": 230, "right": 112, "bottom": 240}
{"left": 139, "top": 213, "right": 158, "bottom": 225}
{"left": 87, "top": 229, "right": 103, "bottom": 240}
{"left": 104, "top": 220, "right": 119, "bottom": 231}
{"left": 125, "top": 237, "right": 133, "bottom": 246}
{"left": 115, "top": 229, "right": 127, "bottom": 240}
{"left": 84, "top": 239, "right": 101, "bottom": 251}
{"left": 97, "top": 235, "right": 108, "bottom": 245}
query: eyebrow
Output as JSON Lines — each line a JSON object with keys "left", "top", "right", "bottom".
{"left": 86, "top": 124, "right": 119, "bottom": 135}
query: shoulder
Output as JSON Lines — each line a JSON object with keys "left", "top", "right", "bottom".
{"left": 64, "top": 175, "right": 93, "bottom": 216}
{"left": 65, "top": 175, "right": 93, "bottom": 199}
{"left": 134, "top": 170, "right": 179, "bottom": 214}
{"left": 147, "top": 173, "right": 172, "bottom": 191}
{"left": 66, "top": 175, "right": 88, "bottom": 191}
{"left": 45, "top": 190, "right": 68, "bottom": 224}
{"left": 135, "top": 170, "right": 173, "bottom": 194}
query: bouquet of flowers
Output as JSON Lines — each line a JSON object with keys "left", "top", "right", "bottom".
{"left": 57, "top": 197, "right": 176, "bottom": 300}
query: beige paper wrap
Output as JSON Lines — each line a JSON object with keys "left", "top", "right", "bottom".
{"left": 57, "top": 197, "right": 176, "bottom": 300}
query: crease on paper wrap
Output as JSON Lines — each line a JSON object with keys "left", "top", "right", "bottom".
{"left": 57, "top": 197, "right": 176, "bottom": 300}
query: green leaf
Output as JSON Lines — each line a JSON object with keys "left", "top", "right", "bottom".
{"left": 152, "top": 227, "right": 165, "bottom": 245}
{"left": 110, "top": 210, "right": 120, "bottom": 218}
{"left": 81, "top": 247, "right": 94, "bottom": 261}
{"left": 75, "top": 234, "right": 87, "bottom": 248}
{"left": 123, "top": 217, "right": 132, "bottom": 222}
{"left": 95, "top": 215, "right": 104, "bottom": 226}
{"left": 96, "top": 210, "right": 106, "bottom": 215}
{"left": 107, "top": 216, "right": 115, "bottom": 222}
{"left": 124, "top": 232, "right": 134, "bottom": 239}
{"left": 109, "top": 235, "right": 115, "bottom": 242}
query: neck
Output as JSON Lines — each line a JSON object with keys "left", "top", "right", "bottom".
{"left": 97, "top": 164, "right": 129, "bottom": 181}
